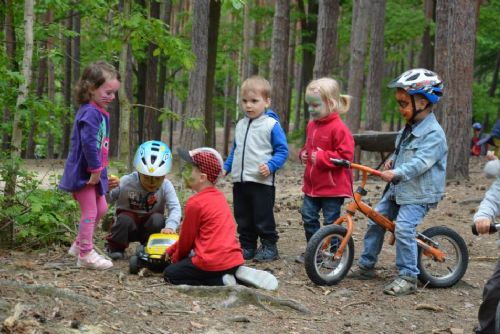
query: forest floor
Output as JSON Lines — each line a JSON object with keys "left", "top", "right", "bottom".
{"left": 0, "top": 155, "right": 496, "bottom": 334}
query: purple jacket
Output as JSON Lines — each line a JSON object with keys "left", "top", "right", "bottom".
{"left": 59, "top": 102, "right": 110, "bottom": 195}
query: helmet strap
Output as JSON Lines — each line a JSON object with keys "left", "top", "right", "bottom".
{"left": 409, "top": 95, "right": 430, "bottom": 124}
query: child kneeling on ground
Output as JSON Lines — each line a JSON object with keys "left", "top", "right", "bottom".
{"left": 163, "top": 147, "right": 278, "bottom": 290}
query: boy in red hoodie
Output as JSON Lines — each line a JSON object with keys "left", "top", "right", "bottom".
{"left": 163, "top": 147, "right": 278, "bottom": 290}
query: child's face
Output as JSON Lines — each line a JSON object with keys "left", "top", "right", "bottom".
{"left": 181, "top": 164, "right": 204, "bottom": 190}
{"left": 305, "top": 93, "right": 329, "bottom": 120}
{"left": 139, "top": 173, "right": 165, "bottom": 192}
{"left": 241, "top": 89, "right": 270, "bottom": 119}
{"left": 91, "top": 78, "right": 120, "bottom": 109}
{"left": 395, "top": 89, "right": 429, "bottom": 123}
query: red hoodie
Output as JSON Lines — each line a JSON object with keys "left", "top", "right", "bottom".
{"left": 167, "top": 186, "right": 244, "bottom": 271}
{"left": 300, "top": 112, "right": 354, "bottom": 197}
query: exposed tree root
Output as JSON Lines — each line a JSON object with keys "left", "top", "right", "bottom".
{"left": 169, "top": 284, "right": 310, "bottom": 314}
{"left": 0, "top": 279, "right": 99, "bottom": 306}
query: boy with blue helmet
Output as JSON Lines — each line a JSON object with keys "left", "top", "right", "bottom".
{"left": 105, "top": 141, "right": 181, "bottom": 260}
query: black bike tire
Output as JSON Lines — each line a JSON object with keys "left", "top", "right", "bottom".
{"left": 417, "top": 226, "right": 469, "bottom": 288}
{"left": 304, "top": 225, "right": 354, "bottom": 286}
{"left": 129, "top": 255, "right": 140, "bottom": 274}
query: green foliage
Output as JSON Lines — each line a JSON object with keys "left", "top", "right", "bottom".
{"left": 0, "top": 156, "right": 79, "bottom": 247}
{"left": 472, "top": 82, "right": 500, "bottom": 125}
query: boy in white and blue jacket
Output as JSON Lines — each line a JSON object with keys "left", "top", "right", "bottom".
{"left": 224, "top": 76, "right": 288, "bottom": 262}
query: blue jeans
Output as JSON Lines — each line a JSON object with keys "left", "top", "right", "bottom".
{"left": 301, "top": 195, "right": 344, "bottom": 242}
{"left": 358, "top": 192, "right": 430, "bottom": 278}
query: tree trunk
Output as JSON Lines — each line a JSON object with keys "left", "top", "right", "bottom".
{"left": 346, "top": 0, "right": 370, "bottom": 133}
{"left": 180, "top": 0, "right": 209, "bottom": 149}
{"left": 286, "top": 15, "right": 296, "bottom": 134}
{"left": 434, "top": 0, "right": 477, "bottom": 179}
{"left": 118, "top": 0, "right": 133, "bottom": 169}
{"left": 418, "top": 0, "right": 435, "bottom": 69}
{"left": 1, "top": 0, "right": 35, "bottom": 249}
{"left": 46, "top": 9, "right": 55, "bottom": 159}
{"left": 205, "top": 0, "right": 221, "bottom": 147}
{"left": 313, "top": 0, "right": 339, "bottom": 78}
{"left": 365, "top": 0, "right": 385, "bottom": 131}
{"left": 2, "top": 0, "right": 17, "bottom": 151}
{"left": 270, "top": 0, "right": 290, "bottom": 132}
{"left": 242, "top": 1, "right": 257, "bottom": 79}
{"left": 61, "top": 13, "right": 73, "bottom": 159}
{"left": 292, "top": 20, "right": 303, "bottom": 133}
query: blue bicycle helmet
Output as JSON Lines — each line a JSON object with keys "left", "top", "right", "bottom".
{"left": 472, "top": 122, "right": 482, "bottom": 130}
{"left": 388, "top": 68, "right": 443, "bottom": 104}
{"left": 133, "top": 141, "right": 172, "bottom": 176}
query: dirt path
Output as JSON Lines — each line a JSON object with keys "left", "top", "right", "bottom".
{"left": 0, "top": 157, "right": 495, "bottom": 334}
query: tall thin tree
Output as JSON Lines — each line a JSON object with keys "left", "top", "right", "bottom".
{"left": 312, "top": 0, "right": 339, "bottom": 79}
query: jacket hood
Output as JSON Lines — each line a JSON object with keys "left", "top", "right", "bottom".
{"left": 265, "top": 109, "right": 281, "bottom": 122}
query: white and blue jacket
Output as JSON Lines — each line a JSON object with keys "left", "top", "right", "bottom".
{"left": 224, "top": 109, "right": 288, "bottom": 186}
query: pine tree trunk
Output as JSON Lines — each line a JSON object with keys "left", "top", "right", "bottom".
{"left": 205, "top": 0, "right": 221, "bottom": 147}
{"left": 1, "top": 0, "right": 35, "bottom": 249}
{"left": 365, "top": 0, "right": 385, "bottom": 131}
{"left": 418, "top": 0, "right": 435, "bottom": 69}
{"left": 434, "top": 0, "right": 477, "bottom": 179}
{"left": 270, "top": 0, "right": 290, "bottom": 131}
{"left": 346, "top": 0, "right": 370, "bottom": 133}
{"left": 313, "top": 0, "right": 339, "bottom": 78}
{"left": 2, "top": 0, "right": 17, "bottom": 151}
{"left": 180, "top": 0, "right": 209, "bottom": 149}
{"left": 61, "top": 13, "right": 73, "bottom": 159}
{"left": 47, "top": 9, "right": 55, "bottom": 159}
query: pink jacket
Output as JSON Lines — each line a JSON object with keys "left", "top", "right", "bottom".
{"left": 300, "top": 113, "right": 354, "bottom": 198}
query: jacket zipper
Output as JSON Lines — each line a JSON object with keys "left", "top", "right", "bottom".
{"left": 241, "top": 119, "right": 253, "bottom": 182}
{"left": 309, "top": 127, "right": 318, "bottom": 196}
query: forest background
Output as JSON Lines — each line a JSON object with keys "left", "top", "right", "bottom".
{"left": 0, "top": 0, "right": 499, "bottom": 248}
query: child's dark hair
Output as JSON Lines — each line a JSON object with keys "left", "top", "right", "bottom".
{"left": 75, "top": 61, "right": 120, "bottom": 105}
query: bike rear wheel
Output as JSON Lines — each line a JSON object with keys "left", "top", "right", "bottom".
{"left": 417, "top": 226, "right": 469, "bottom": 288}
{"left": 304, "top": 225, "right": 354, "bottom": 286}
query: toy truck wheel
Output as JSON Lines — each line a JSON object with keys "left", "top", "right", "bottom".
{"left": 135, "top": 244, "right": 145, "bottom": 256}
{"left": 129, "top": 255, "right": 140, "bottom": 274}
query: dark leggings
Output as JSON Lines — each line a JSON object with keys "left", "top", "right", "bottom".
{"left": 163, "top": 257, "right": 238, "bottom": 286}
{"left": 477, "top": 258, "right": 500, "bottom": 333}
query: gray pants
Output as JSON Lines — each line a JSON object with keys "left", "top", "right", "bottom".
{"left": 106, "top": 212, "right": 164, "bottom": 251}
{"left": 477, "top": 258, "right": 500, "bottom": 333}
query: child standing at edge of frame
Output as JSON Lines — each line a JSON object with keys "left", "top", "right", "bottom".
{"left": 59, "top": 60, "right": 120, "bottom": 270}
{"left": 223, "top": 76, "right": 289, "bottom": 262}
{"left": 295, "top": 77, "right": 355, "bottom": 264}
{"left": 350, "top": 68, "right": 448, "bottom": 297}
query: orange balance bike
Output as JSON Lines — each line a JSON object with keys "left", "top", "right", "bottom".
{"left": 304, "top": 159, "right": 469, "bottom": 287}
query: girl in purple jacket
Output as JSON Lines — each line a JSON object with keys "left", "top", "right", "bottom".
{"left": 59, "top": 61, "right": 120, "bottom": 270}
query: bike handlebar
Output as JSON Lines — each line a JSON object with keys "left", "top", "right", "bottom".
{"left": 471, "top": 223, "right": 500, "bottom": 236}
{"left": 330, "top": 158, "right": 382, "bottom": 177}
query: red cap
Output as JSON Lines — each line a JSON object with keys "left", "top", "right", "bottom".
{"left": 178, "top": 148, "right": 223, "bottom": 184}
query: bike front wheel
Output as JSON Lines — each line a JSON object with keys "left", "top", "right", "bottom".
{"left": 304, "top": 225, "right": 354, "bottom": 286}
{"left": 417, "top": 226, "right": 469, "bottom": 288}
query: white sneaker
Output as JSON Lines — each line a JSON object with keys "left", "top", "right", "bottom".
{"left": 222, "top": 274, "right": 237, "bottom": 286}
{"left": 235, "top": 266, "right": 278, "bottom": 291}
{"left": 68, "top": 242, "right": 79, "bottom": 257}
{"left": 77, "top": 250, "right": 113, "bottom": 270}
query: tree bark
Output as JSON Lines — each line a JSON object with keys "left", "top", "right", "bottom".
{"left": 1, "top": 0, "right": 35, "bottom": 249}
{"left": 180, "top": 0, "right": 209, "bottom": 149}
{"left": 205, "top": 0, "right": 221, "bottom": 147}
{"left": 2, "top": 0, "right": 17, "bottom": 151}
{"left": 270, "top": 0, "right": 290, "bottom": 132}
{"left": 292, "top": 21, "right": 303, "bottom": 132}
{"left": 61, "top": 13, "right": 73, "bottom": 158}
{"left": 46, "top": 9, "right": 55, "bottom": 159}
{"left": 312, "top": 0, "right": 339, "bottom": 79}
{"left": 346, "top": 0, "right": 370, "bottom": 133}
{"left": 365, "top": 0, "right": 385, "bottom": 131}
{"left": 418, "top": 1, "right": 435, "bottom": 69}
{"left": 434, "top": 0, "right": 477, "bottom": 179}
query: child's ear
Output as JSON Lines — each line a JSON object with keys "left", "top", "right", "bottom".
{"left": 266, "top": 98, "right": 271, "bottom": 108}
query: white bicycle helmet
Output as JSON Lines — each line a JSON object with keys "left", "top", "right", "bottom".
{"left": 133, "top": 141, "right": 172, "bottom": 176}
{"left": 388, "top": 68, "right": 443, "bottom": 104}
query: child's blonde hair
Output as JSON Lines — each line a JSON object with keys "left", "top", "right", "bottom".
{"left": 75, "top": 60, "right": 120, "bottom": 105}
{"left": 306, "top": 78, "right": 351, "bottom": 114}
{"left": 241, "top": 76, "right": 272, "bottom": 100}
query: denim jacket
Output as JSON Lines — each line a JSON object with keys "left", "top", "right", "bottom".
{"left": 391, "top": 113, "right": 448, "bottom": 205}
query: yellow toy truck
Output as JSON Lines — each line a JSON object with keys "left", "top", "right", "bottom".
{"left": 129, "top": 233, "right": 179, "bottom": 274}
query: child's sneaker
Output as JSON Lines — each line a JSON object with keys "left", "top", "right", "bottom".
{"left": 383, "top": 276, "right": 417, "bottom": 296}
{"left": 253, "top": 242, "right": 279, "bottom": 262}
{"left": 235, "top": 265, "right": 278, "bottom": 291}
{"left": 222, "top": 274, "right": 237, "bottom": 286}
{"left": 68, "top": 242, "right": 79, "bottom": 257}
{"left": 350, "top": 264, "right": 376, "bottom": 280}
{"left": 77, "top": 250, "right": 113, "bottom": 270}
{"left": 242, "top": 248, "right": 256, "bottom": 260}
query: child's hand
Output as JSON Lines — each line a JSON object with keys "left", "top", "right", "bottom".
{"left": 311, "top": 147, "right": 322, "bottom": 165}
{"left": 222, "top": 169, "right": 228, "bottom": 177}
{"left": 259, "top": 163, "right": 271, "bottom": 177}
{"left": 87, "top": 171, "right": 101, "bottom": 185}
{"left": 108, "top": 174, "right": 119, "bottom": 190}
{"left": 474, "top": 217, "right": 493, "bottom": 234}
{"left": 383, "top": 160, "right": 394, "bottom": 170}
{"left": 300, "top": 151, "right": 308, "bottom": 164}
{"left": 162, "top": 251, "right": 171, "bottom": 262}
{"left": 486, "top": 151, "right": 498, "bottom": 161}
{"left": 380, "top": 170, "right": 396, "bottom": 182}
{"left": 161, "top": 228, "right": 175, "bottom": 234}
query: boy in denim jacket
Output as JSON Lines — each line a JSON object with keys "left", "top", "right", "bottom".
{"left": 351, "top": 69, "right": 448, "bottom": 296}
